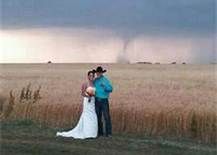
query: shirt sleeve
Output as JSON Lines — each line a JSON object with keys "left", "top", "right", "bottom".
{"left": 103, "top": 77, "right": 113, "bottom": 93}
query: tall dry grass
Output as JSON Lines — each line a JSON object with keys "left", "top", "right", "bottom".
{"left": 0, "top": 91, "right": 15, "bottom": 119}
{"left": 4, "top": 91, "right": 216, "bottom": 143}
{"left": 0, "top": 64, "right": 216, "bottom": 143}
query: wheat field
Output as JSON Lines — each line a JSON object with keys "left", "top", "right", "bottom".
{"left": 0, "top": 63, "right": 216, "bottom": 143}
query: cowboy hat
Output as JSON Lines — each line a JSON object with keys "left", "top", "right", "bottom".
{"left": 93, "top": 66, "right": 107, "bottom": 73}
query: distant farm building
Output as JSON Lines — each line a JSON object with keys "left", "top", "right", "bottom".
{"left": 137, "top": 62, "right": 152, "bottom": 64}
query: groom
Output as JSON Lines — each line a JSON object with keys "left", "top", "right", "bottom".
{"left": 93, "top": 66, "right": 113, "bottom": 137}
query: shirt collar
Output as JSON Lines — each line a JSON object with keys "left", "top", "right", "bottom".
{"left": 95, "top": 75, "right": 103, "bottom": 81}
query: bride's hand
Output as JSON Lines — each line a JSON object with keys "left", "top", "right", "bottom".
{"left": 85, "top": 91, "right": 95, "bottom": 97}
{"left": 85, "top": 91, "right": 90, "bottom": 97}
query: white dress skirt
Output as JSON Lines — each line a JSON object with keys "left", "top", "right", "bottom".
{"left": 56, "top": 96, "right": 98, "bottom": 139}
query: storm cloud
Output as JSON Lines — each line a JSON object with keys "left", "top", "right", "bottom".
{"left": 0, "top": 0, "right": 216, "bottom": 63}
{"left": 1, "top": 0, "right": 215, "bottom": 34}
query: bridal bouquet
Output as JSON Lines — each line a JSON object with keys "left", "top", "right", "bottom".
{"left": 85, "top": 87, "right": 95, "bottom": 97}
{"left": 85, "top": 87, "right": 95, "bottom": 102}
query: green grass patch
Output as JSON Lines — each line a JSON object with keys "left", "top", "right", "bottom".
{"left": 1, "top": 119, "right": 216, "bottom": 155}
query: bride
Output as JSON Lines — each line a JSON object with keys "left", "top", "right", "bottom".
{"left": 56, "top": 70, "right": 98, "bottom": 139}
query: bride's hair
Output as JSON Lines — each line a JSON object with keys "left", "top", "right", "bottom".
{"left": 87, "top": 70, "right": 95, "bottom": 76}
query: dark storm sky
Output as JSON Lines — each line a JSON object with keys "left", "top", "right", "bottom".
{"left": 0, "top": 0, "right": 215, "bottom": 63}
{"left": 1, "top": 0, "right": 215, "bottom": 35}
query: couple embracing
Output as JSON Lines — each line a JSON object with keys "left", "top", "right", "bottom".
{"left": 56, "top": 66, "right": 113, "bottom": 139}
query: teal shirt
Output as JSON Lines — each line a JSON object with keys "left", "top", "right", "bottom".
{"left": 93, "top": 75, "right": 113, "bottom": 99}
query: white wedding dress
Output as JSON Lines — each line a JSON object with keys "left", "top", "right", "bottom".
{"left": 56, "top": 96, "right": 98, "bottom": 139}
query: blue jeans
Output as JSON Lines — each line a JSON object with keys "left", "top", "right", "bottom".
{"left": 95, "top": 97, "right": 112, "bottom": 136}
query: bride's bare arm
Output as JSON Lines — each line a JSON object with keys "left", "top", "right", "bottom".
{"left": 81, "top": 83, "right": 89, "bottom": 97}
